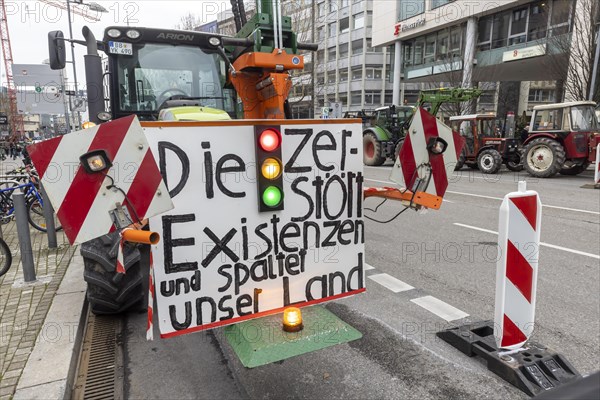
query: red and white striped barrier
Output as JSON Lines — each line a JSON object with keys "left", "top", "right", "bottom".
{"left": 494, "top": 181, "right": 542, "bottom": 350}
{"left": 27, "top": 115, "right": 173, "bottom": 245}
{"left": 391, "top": 107, "right": 465, "bottom": 199}
{"left": 595, "top": 144, "right": 600, "bottom": 186}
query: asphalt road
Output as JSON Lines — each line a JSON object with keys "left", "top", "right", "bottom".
{"left": 122, "top": 164, "right": 599, "bottom": 399}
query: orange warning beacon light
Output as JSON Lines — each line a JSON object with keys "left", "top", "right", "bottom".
{"left": 282, "top": 307, "right": 303, "bottom": 332}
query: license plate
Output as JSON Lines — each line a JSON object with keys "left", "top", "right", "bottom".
{"left": 108, "top": 41, "right": 133, "bottom": 55}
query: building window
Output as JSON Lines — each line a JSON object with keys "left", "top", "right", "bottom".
{"left": 424, "top": 34, "right": 436, "bottom": 63}
{"left": 431, "top": 0, "right": 452, "bottom": 9}
{"left": 403, "top": 42, "right": 413, "bottom": 66}
{"left": 364, "top": 90, "right": 381, "bottom": 105}
{"left": 339, "top": 93, "right": 348, "bottom": 106}
{"left": 491, "top": 12, "right": 510, "bottom": 49}
{"left": 385, "top": 90, "right": 393, "bottom": 104}
{"left": 340, "top": 17, "right": 350, "bottom": 33}
{"left": 340, "top": 0, "right": 349, "bottom": 9}
{"left": 436, "top": 30, "right": 449, "bottom": 60}
{"left": 318, "top": 2, "right": 326, "bottom": 18}
{"left": 339, "top": 43, "right": 349, "bottom": 58}
{"left": 317, "top": 26, "right": 325, "bottom": 41}
{"left": 449, "top": 27, "right": 462, "bottom": 57}
{"left": 351, "top": 68, "right": 362, "bottom": 80}
{"left": 528, "top": 89, "right": 555, "bottom": 103}
{"left": 550, "top": 0, "right": 572, "bottom": 37}
{"left": 329, "top": 0, "right": 337, "bottom": 13}
{"left": 528, "top": 1, "right": 548, "bottom": 40}
{"left": 328, "top": 46, "right": 337, "bottom": 59}
{"left": 328, "top": 22, "right": 337, "bottom": 38}
{"left": 398, "top": 0, "right": 425, "bottom": 21}
{"left": 327, "top": 70, "right": 336, "bottom": 83}
{"left": 340, "top": 70, "right": 348, "bottom": 82}
{"left": 353, "top": 12, "right": 364, "bottom": 29}
{"left": 508, "top": 7, "right": 528, "bottom": 45}
{"left": 317, "top": 73, "right": 325, "bottom": 85}
{"left": 365, "top": 67, "right": 382, "bottom": 79}
{"left": 478, "top": 16, "right": 492, "bottom": 51}
{"left": 351, "top": 91, "right": 362, "bottom": 105}
{"left": 352, "top": 39, "right": 364, "bottom": 55}
{"left": 414, "top": 40, "right": 424, "bottom": 65}
{"left": 366, "top": 11, "right": 373, "bottom": 27}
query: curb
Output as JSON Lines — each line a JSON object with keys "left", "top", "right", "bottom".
{"left": 12, "top": 253, "right": 87, "bottom": 400}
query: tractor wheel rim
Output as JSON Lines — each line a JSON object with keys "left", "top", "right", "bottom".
{"left": 366, "top": 142, "right": 374, "bottom": 158}
{"left": 528, "top": 145, "right": 553, "bottom": 171}
{"left": 481, "top": 154, "right": 494, "bottom": 171}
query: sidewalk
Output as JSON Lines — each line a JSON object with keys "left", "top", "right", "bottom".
{"left": 0, "top": 221, "right": 78, "bottom": 399}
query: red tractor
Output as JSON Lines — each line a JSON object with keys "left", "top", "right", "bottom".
{"left": 449, "top": 113, "right": 522, "bottom": 174}
{"left": 522, "top": 101, "right": 600, "bottom": 178}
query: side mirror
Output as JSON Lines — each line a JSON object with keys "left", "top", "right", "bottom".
{"left": 48, "top": 31, "right": 66, "bottom": 70}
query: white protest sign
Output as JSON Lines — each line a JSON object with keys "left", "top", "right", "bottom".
{"left": 144, "top": 120, "right": 365, "bottom": 338}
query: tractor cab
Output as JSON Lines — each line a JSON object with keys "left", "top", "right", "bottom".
{"left": 372, "top": 105, "right": 414, "bottom": 139}
{"left": 450, "top": 113, "right": 522, "bottom": 174}
{"left": 523, "top": 101, "right": 599, "bottom": 177}
{"left": 102, "top": 27, "right": 238, "bottom": 122}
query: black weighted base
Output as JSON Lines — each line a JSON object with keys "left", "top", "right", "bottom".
{"left": 437, "top": 320, "right": 581, "bottom": 397}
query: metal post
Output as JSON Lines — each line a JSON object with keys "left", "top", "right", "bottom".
{"left": 14, "top": 193, "right": 36, "bottom": 282}
{"left": 589, "top": 26, "right": 600, "bottom": 101}
{"left": 40, "top": 184, "right": 57, "bottom": 248}
{"left": 66, "top": 0, "right": 81, "bottom": 128}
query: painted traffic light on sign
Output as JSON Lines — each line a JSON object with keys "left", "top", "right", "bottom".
{"left": 255, "top": 126, "right": 284, "bottom": 212}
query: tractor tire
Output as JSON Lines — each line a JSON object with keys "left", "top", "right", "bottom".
{"left": 454, "top": 149, "right": 466, "bottom": 171}
{"left": 363, "top": 132, "right": 386, "bottom": 166}
{"left": 81, "top": 233, "right": 145, "bottom": 315}
{"left": 559, "top": 161, "right": 590, "bottom": 176}
{"left": 523, "top": 138, "right": 566, "bottom": 178}
{"left": 477, "top": 149, "right": 503, "bottom": 174}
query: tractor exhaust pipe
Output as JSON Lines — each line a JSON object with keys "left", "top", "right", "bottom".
{"left": 82, "top": 26, "right": 105, "bottom": 125}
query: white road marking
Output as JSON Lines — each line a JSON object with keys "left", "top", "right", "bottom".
{"left": 454, "top": 223, "right": 600, "bottom": 260}
{"left": 410, "top": 295, "right": 469, "bottom": 322}
{"left": 368, "top": 273, "right": 414, "bottom": 293}
{"left": 363, "top": 178, "right": 600, "bottom": 215}
{"left": 447, "top": 190, "right": 600, "bottom": 215}
{"left": 364, "top": 263, "right": 375, "bottom": 271}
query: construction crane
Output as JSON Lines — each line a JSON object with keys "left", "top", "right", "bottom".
{"left": 0, "top": 0, "right": 25, "bottom": 140}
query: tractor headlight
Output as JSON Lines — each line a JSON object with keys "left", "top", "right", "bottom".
{"left": 107, "top": 28, "right": 121, "bottom": 38}
{"left": 97, "top": 111, "right": 112, "bottom": 121}
{"left": 427, "top": 137, "right": 448, "bottom": 155}
{"left": 80, "top": 149, "right": 112, "bottom": 174}
{"left": 126, "top": 29, "right": 141, "bottom": 39}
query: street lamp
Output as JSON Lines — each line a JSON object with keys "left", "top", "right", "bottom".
{"left": 65, "top": 0, "right": 108, "bottom": 131}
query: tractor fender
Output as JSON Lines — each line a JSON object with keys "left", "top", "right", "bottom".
{"left": 523, "top": 132, "right": 561, "bottom": 146}
{"left": 364, "top": 126, "right": 390, "bottom": 141}
{"left": 476, "top": 145, "right": 498, "bottom": 156}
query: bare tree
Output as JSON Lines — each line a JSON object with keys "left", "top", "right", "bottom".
{"left": 175, "top": 12, "right": 202, "bottom": 31}
{"left": 544, "top": 0, "right": 599, "bottom": 102}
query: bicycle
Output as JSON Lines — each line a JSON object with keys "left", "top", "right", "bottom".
{"left": 0, "top": 237, "right": 11, "bottom": 277}
{"left": 0, "top": 180, "right": 62, "bottom": 232}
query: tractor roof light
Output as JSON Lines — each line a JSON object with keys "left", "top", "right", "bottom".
{"left": 97, "top": 111, "right": 112, "bottom": 121}
{"left": 80, "top": 149, "right": 112, "bottom": 174}
{"left": 427, "top": 137, "right": 448, "bottom": 155}
{"left": 126, "top": 29, "right": 141, "bottom": 39}
{"left": 259, "top": 129, "right": 281, "bottom": 152}
{"left": 107, "top": 28, "right": 121, "bottom": 38}
{"left": 209, "top": 37, "right": 221, "bottom": 46}
{"left": 282, "top": 307, "right": 303, "bottom": 332}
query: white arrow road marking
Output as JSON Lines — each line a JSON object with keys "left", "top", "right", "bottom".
{"left": 368, "top": 273, "right": 414, "bottom": 293}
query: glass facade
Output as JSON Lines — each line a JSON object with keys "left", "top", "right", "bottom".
{"left": 398, "top": 0, "right": 425, "bottom": 21}
{"left": 402, "top": 26, "right": 464, "bottom": 67}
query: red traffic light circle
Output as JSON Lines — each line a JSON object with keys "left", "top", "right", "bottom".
{"left": 259, "top": 129, "right": 281, "bottom": 152}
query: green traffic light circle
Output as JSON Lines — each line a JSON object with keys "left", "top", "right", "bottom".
{"left": 262, "top": 186, "right": 282, "bottom": 207}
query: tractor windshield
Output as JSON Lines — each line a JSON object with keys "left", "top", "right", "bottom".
{"left": 112, "top": 43, "right": 235, "bottom": 119}
{"left": 570, "top": 106, "right": 598, "bottom": 131}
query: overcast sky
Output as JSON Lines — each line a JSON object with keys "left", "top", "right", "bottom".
{"left": 4, "top": 0, "right": 233, "bottom": 83}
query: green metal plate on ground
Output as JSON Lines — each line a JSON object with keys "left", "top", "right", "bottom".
{"left": 223, "top": 306, "right": 362, "bottom": 368}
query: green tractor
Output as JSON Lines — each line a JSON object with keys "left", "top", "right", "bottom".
{"left": 362, "top": 105, "right": 414, "bottom": 166}
{"left": 362, "top": 88, "right": 482, "bottom": 166}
